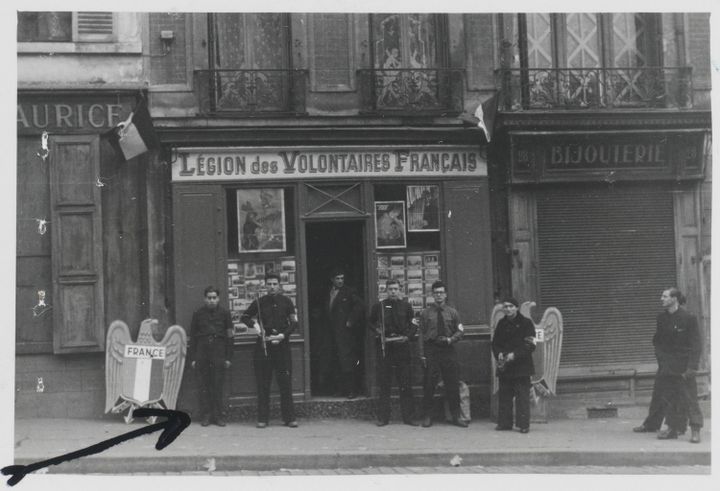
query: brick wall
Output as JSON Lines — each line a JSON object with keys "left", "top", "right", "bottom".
{"left": 15, "top": 354, "right": 105, "bottom": 418}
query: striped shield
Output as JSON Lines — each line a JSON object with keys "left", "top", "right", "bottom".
{"left": 121, "top": 344, "right": 166, "bottom": 405}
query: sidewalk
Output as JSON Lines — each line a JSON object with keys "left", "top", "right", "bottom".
{"left": 11, "top": 405, "right": 710, "bottom": 474}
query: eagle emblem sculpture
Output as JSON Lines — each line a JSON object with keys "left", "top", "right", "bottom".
{"left": 105, "top": 318, "right": 187, "bottom": 423}
{"left": 490, "top": 301, "right": 563, "bottom": 420}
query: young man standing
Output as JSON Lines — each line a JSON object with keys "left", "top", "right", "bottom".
{"left": 492, "top": 297, "right": 536, "bottom": 434}
{"left": 189, "top": 286, "right": 233, "bottom": 427}
{"left": 653, "top": 288, "right": 703, "bottom": 443}
{"left": 242, "top": 273, "right": 299, "bottom": 429}
{"left": 418, "top": 280, "right": 467, "bottom": 428}
{"left": 368, "top": 279, "right": 419, "bottom": 426}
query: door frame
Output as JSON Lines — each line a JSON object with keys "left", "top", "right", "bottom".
{"left": 299, "top": 214, "right": 375, "bottom": 398}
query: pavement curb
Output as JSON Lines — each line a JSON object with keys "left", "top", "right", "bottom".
{"left": 14, "top": 450, "right": 711, "bottom": 474}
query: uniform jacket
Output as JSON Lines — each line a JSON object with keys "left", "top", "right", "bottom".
{"left": 241, "top": 293, "right": 297, "bottom": 348}
{"left": 492, "top": 312, "right": 536, "bottom": 378}
{"left": 653, "top": 307, "right": 701, "bottom": 375}
{"left": 189, "top": 305, "right": 233, "bottom": 361}
{"left": 418, "top": 303, "right": 463, "bottom": 357}
{"left": 368, "top": 298, "right": 418, "bottom": 339}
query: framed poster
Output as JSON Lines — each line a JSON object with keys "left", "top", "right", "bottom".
{"left": 375, "top": 201, "right": 407, "bottom": 249}
{"left": 406, "top": 185, "right": 439, "bottom": 232}
{"left": 237, "top": 188, "right": 287, "bottom": 253}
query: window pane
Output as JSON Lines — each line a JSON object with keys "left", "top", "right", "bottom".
{"left": 18, "top": 12, "right": 72, "bottom": 42}
{"left": 612, "top": 13, "right": 649, "bottom": 67}
{"left": 565, "top": 13, "right": 600, "bottom": 68}
{"left": 213, "top": 13, "right": 287, "bottom": 69}
{"left": 373, "top": 13, "right": 437, "bottom": 69}
{"left": 526, "top": 13, "right": 553, "bottom": 68}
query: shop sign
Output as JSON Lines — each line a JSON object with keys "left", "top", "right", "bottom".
{"left": 510, "top": 130, "right": 706, "bottom": 182}
{"left": 172, "top": 146, "right": 487, "bottom": 182}
{"left": 17, "top": 102, "right": 126, "bottom": 130}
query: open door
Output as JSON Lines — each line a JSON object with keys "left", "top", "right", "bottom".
{"left": 305, "top": 221, "right": 366, "bottom": 396}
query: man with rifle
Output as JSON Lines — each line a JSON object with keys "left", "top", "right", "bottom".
{"left": 242, "top": 273, "right": 298, "bottom": 429}
{"left": 368, "top": 279, "right": 419, "bottom": 427}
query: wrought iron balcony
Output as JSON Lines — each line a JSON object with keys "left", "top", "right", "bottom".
{"left": 194, "top": 69, "right": 308, "bottom": 115}
{"left": 357, "top": 68, "right": 465, "bottom": 115}
{"left": 498, "top": 67, "right": 693, "bottom": 111}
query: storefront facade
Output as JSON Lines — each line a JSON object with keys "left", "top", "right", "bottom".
{"left": 493, "top": 117, "right": 711, "bottom": 401}
{"left": 165, "top": 139, "right": 495, "bottom": 411}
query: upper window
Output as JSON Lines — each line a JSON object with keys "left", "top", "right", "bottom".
{"left": 18, "top": 12, "right": 114, "bottom": 43}
{"left": 372, "top": 14, "right": 441, "bottom": 70}
{"left": 522, "top": 13, "right": 661, "bottom": 69}
{"left": 210, "top": 13, "right": 289, "bottom": 70}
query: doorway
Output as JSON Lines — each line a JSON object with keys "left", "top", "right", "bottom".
{"left": 305, "top": 221, "right": 366, "bottom": 396}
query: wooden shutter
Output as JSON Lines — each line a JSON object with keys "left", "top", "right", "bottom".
{"left": 508, "top": 191, "right": 539, "bottom": 303}
{"left": 309, "top": 13, "right": 355, "bottom": 91}
{"left": 443, "top": 180, "right": 494, "bottom": 326}
{"left": 49, "top": 135, "right": 105, "bottom": 353}
{"left": 172, "top": 185, "right": 227, "bottom": 328}
{"left": 75, "top": 12, "right": 114, "bottom": 42}
{"left": 535, "top": 184, "right": 676, "bottom": 368}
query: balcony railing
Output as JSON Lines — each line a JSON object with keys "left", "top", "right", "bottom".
{"left": 195, "top": 69, "right": 308, "bottom": 115}
{"left": 498, "top": 67, "right": 693, "bottom": 111}
{"left": 357, "top": 68, "right": 464, "bottom": 115}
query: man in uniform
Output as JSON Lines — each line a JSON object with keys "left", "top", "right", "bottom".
{"left": 492, "top": 297, "right": 536, "bottom": 433}
{"left": 418, "top": 280, "right": 467, "bottom": 428}
{"left": 242, "top": 273, "right": 299, "bottom": 428}
{"left": 325, "top": 268, "right": 364, "bottom": 399}
{"left": 650, "top": 288, "right": 703, "bottom": 443}
{"left": 189, "top": 286, "right": 233, "bottom": 427}
{"left": 369, "top": 279, "right": 419, "bottom": 426}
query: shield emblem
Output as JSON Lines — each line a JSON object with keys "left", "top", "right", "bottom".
{"left": 121, "top": 344, "right": 167, "bottom": 405}
{"left": 106, "top": 319, "right": 187, "bottom": 422}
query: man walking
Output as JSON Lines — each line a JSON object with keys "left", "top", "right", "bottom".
{"left": 189, "top": 286, "right": 233, "bottom": 427}
{"left": 492, "top": 297, "right": 536, "bottom": 434}
{"left": 418, "top": 280, "right": 467, "bottom": 428}
{"left": 651, "top": 288, "right": 703, "bottom": 443}
{"left": 325, "top": 268, "right": 364, "bottom": 399}
{"left": 242, "top": 273, "right": 299, "bottom": 428}
{"left": 369, "top": 279, "right": 419, "bottom": 426}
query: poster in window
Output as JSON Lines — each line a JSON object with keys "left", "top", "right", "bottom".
{"left": 237, "top": 189, "right": 286, "bottom": 253}
{"left": 375, "top": 201, "right": 407, "bottom": 249}
{"left": 406, "top": 185, "right": 439, "bottom": 232}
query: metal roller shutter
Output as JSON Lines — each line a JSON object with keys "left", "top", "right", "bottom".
{"left": 535, "top": 184, "right": 676, "bottom": 368}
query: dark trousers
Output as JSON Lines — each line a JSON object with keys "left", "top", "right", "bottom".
{"left": 334, "top": 325, "right": 358, "bottom": 395}
{"left": 498, "top": 376, "right": 531, "bottom": 429}
{"left": 254, "top": 344, "right": 295, "bottom": 424}
{"left": 376, "top": 343, "right": 414, "bottom": 423}
{"left": 664, "top": 374, "right": 703, "bottom": 431}
{"left": 422, "top": 344, "right": 460, "bottom": 419}
{"left": 642, "top": 374, "right": 687, "bottom": 432}
{"left": 195, "top": 339, "right": 228, "bottom": 421}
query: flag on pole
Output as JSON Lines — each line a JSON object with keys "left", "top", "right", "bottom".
{"left": 459, "top": 93, "right": 498, "bottom": 143}
{"left": 106, "top": 96, "right": 159, "bottom": 161}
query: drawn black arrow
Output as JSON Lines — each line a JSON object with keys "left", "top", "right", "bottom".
{"left": 2, "top": 408, "right": 191, "bottom": 486}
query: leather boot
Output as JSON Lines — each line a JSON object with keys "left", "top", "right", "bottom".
{"left": 690, "top": 427, "right": 701, "bottom": 443}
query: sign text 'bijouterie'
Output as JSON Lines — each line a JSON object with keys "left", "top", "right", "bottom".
{"left": 173, "top": 146, "right": 487, "bottom": 181}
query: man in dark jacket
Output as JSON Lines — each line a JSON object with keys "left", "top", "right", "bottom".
{"left": 242, "top": 273, "right": 299, "bottom": 428}
{"left": 325, "top": 268, "right": 364, "bottom": 399}
{"left": 492, "top": 297, "right": 536, "bottom": 433}
{"left": 189, "top": 286, "right": 233, "bottom": 427}
{"left": 369, "top": 279, "right": 419, "bottom": 426}
{"left": 418, "top": 280, "right": 467, "bottom": 428}
{"left": 652, "top": 288, "right": 703, "bottom": 443}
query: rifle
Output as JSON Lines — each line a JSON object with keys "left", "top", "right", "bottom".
{"left": 255, "top": 293, "right": 267, "bottom": 358}
{"left": 379, "top": 299, "right": 386, "bottom": 359}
